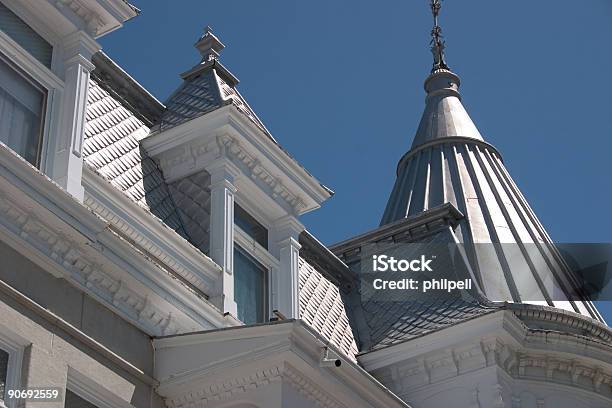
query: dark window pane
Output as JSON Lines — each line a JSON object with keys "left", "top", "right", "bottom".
{"left": 0, "top": 3, "right": 53, "bottom": 67}
{"left": 0, "top": 348, "right": 7, "bottom": 403}
{"left": 234, "top": 246, "right": 267, "bottom": 324}
{"left": 0, "top": 56, "right": 46, "bottom": 166}
{"left": 234, "top": 204, "right": 268, "bottom": 249}
{"left": 64, "top": 390, "right": 98, "bottom": 408}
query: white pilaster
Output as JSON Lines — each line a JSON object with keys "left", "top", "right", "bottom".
{"left": 47, "top": 31, "right": 99, "bottom": 202}
{"left": 209, "top": 160, "right": 240, "bottom": 316}
{"left": 271, "top": 216, "right": 304, "bottom": 319}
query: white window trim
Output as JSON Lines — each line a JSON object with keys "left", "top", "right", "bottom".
{"left": 0, "top": 0, "right": 62, "bottom": 88}
{"left": 235, "top": 226, "right": 278, "bottom": 270}
{"left": 0, "top": 4, "right": 64, "bottom": 172}
{"left": 66, "top": 368, "right": 134, "bottom": 408}
{"left": 0, "top": 326, "right": 25, "bottom": 408}
{"left": 234, "top": 196, "right": 271, "bottom": 247}
{"left": 234, "top": 227, "right": 278, "bottom": 323}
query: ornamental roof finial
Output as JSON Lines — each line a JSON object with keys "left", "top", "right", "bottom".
{"left": 194, "top": 25, "right": 225, "bottom": 62}
{"left": 430, "top": 0, "right": 450, "bottom": 72}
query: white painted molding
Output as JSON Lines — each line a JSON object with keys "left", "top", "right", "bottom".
{"left": 46, "top": 30, "right": 100, "bottom": 201}
{"left": 0, "top": 144, "right": 235, "bottom": 336}
{"left": 82, "top": 167, "right": 220, "bottom": 294}
{"left": 66, "top": 367, "right": 135, "bottom": 408}
{"left": 53, "top": 0, "right": 138, "bottom": 38}
{"left": 208, "top": 160, "right": 239, "bottom": 316}
{"left": 142, "top": 105, "right": 331, "bottom": 216}
{"left": 154, "top": 321, "right": 409, "bottom": 408}
{"left": 234, "top": 227, "right": 279, "bottom": 270}
{"left": 0, "top": 323, "right": 27, "bottom": 408}
{"left": 275, "top": 237, "right": 301, "bottom": 319}
{"left": 359, "top": 310, "right": 612, "bottom": 402}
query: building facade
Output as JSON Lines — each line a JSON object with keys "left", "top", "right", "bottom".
{"left": 0, "top": 1, "right": 609, "bottom": 407}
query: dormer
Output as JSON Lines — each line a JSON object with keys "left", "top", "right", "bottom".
{"left": 0, "top": 0, "right": 138, "bottom": 201}
{"left": 142, "top": 28, "right": 333, "bottom": 323}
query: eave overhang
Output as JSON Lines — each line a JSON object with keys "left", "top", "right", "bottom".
{"left": 91, "top": 52, "right": 164, "bottom": 127}
{"left": 33, "top": 0, "right": 138, "bottom": 39}
{"left": 143, "top": 104, "right": 332, "bottom": 216}
{"left": 154, "top": 320, "right": 411, "bottom": 408}
{"left": 299, "top": 230, "right": 357, "bottom": 291}
{"left": 0, "top": 144, "right": 236, "bottom": 335}
{"left": 330, "top": 202, "right": 465, "bottom": 257}
{"left": 359, "top": 306, "right": 612, "bottom": 372}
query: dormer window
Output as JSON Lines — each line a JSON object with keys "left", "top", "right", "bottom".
{"left": 234, "top": 203, "right": 268, "bottom": 249}
{"left": 0, "top": 56, "right": 46, "bottom": 166}
{"left": 234, "top": 245, "right": 268, "bottom": 324}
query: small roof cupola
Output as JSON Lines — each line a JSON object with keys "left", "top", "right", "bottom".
{"left": 155, "top": 26, "right": 264, "bottom": 133}
{"left": 195, "top": 26, "right": 225, "bottom": 62}
{"left": 380, "top": 1, "right": 603, "bottom": 322}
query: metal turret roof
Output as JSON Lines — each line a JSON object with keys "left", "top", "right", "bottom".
{"left": 379, "top": 2, "right": 602, "bottom": 323}
{"left": 380, "top": 65, "right": 603, "bottom": 322}
{"left": 411, "top": 69, "right": 483, "bottom": 148}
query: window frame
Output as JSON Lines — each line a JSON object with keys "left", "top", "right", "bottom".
{"left": 233, "top": 197, "right": 270, "bottom": 249}
{"left": 232, "top": 196, "right": 278, "bottom": 324}
{"left": 0, "top": 51, "right": 48, "bottom": 167}
{"left": 233, "top": 242, "right": 273, "bottom": 325}
{"left": 0, "top": 330, "right": 24, "bottom": 408}
{"left": 0, "top": 0, "right": 63, "bottom": 171}
{"left": 66, "top": 368, "right": 132, "bottom": 408}
{"left": 234, "top": 202, "right": 269, "bottom": 250}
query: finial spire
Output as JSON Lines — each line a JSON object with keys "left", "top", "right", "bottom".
{"left": 430, "top": 0, "right": 450, "bottom": 72}
{"left": 194, "top": 25, "right": 225, "bottom": 62}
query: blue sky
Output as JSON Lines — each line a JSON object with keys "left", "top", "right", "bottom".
{"left": 100, "top": 1, "right": 612, "bottom": 319}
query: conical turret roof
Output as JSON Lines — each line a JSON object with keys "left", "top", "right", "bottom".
{"left": 411, "top": 69, "right": 483, "bottom": 147}
{"left": 381, "top": 47, "right": 603, "bottom": 322}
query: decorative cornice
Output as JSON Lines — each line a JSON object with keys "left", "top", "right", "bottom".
{"left": 143, "top": 104, "right": 332, "bottom": 215}
{"left": 217, "top": 134, "right": 307, "bottom": 214}
{"left": 0, "top": 193, "right": 183, "bottom": 335}
{"left": 56, "top": 0, "right": 106, "bottom": 36}
{"left": 164, "top": 365, "right": 283, "bottom": 408}
{"left": 0, "top": 145, "right": 232, "bottom": 336}
{"left": 55, "top": 0, "right": 138, "bottom": 37}
{"left": 152, "top": 130, "right": 310, "bottom": 215}
{"left": 282, "top": 363, "right": 348, "bottom": 408}
{"left": 505, "top": 302, "right": 612, "bottom": 344}
{"left": 155, "top": 321, "right": 408, "bottom": 408}
{"left": 365, "top": 312, "right": 612, "bottom": 400}
{"left": 164, "top": 363, "right": 347, "bottom": 408}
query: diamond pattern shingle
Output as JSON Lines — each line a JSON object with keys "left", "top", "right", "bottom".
{"left": 158, "top": 61, "right": 271, "bottom": 140}
{"left": 85, "top": 68, "right": 355, "bottom": 357}
{"left": 84, "top": 79, "right": 188, "bottom": 236}
{"left": 168, "top": 170, "right": 212, "bottom": 255}
{"left": 299, "top": 257, "right": 358, "bottom": 359}
{"left": 349, "top": 228, "right": 499, "bottom": 351}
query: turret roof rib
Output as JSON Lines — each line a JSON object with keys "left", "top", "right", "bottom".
{"left": 381, "top": 66, "right": 603, "bottom": 322}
